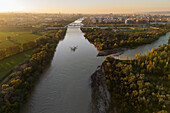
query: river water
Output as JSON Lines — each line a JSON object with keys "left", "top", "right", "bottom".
{"left": 118, "top": 32, "right": 170, "bottom": 60}
{"left": 21, "top": 19, "right": 170, "bottom": 113}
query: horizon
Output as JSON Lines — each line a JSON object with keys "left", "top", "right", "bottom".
{"left": 0, "top": 0, "right": 170, "bottom": 14}
{"left": 0, "top": 10, "right": 170, "bottom": 15}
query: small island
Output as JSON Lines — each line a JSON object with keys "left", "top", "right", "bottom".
{"left": 81, "top": 27, "right": 169, "bottom": 56}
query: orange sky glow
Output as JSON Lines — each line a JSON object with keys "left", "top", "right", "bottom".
{"left": 0, "top": 0, "right": 169, "bottom": 13}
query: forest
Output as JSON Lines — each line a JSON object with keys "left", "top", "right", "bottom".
{"left": 81, "top": 28, "right": 168, "bottom": 51}
{"left": 0, "top": 29, "right": 66, "bottom": 113}
{"left": 103, "top": 38, "right": 170, "bottom": 113}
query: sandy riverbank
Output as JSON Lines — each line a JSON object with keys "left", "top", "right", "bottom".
{"left": 91, "top": 66, "right": 111, "bottom": 113}
{"left": 97, "top": 48, "right": 127, "bottom": 56}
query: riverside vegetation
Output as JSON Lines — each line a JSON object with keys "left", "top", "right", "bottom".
{"left": 102, "top": 38, "right": 170, "bottom": 113}
{"left": 0, "top": 28, "right": 66, "bottom": 81}
{"left": 81, "top": 28, "right": 168, "bottom": 51}
{"left": 0, "top": 29, "right": 66, "bottom": 113}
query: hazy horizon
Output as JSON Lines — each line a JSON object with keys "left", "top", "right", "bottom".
{"left": 0, "top": 0, "right": 170, "bottom": 14}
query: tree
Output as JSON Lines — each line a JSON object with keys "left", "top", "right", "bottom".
{"left": 6, "top": 36, "right": 11, "bottom": 40}
{"left": 21, "top": 41, "right": 37, "bottom": 52}
{"left": 5, "top": 45, "right": 20, "bottom": 57}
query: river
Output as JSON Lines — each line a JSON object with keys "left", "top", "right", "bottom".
{"left": 21, "top": 18, "right": 170, "bottom": 113}
{"left": 118, "top": 32, "right": 170, "bottom": 59}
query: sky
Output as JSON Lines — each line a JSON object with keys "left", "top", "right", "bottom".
{"left": 0, "top": 0, "right": 170, "bottom": 13}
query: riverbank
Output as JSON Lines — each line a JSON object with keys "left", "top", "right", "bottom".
{"left": 0, "top": 29, "right": 67, "bottom": 113}
{"left": 91, "top": 38, "right": 170, "bottom": 113}
{"left": 91, "top": 66, "right": 111, "bottom": 113}
{"left": 97, "top": 48, "right": 127, "bottom": 56}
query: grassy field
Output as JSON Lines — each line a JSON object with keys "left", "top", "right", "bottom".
{"left": 0, "top": 49, "right": 36, "bottom": 82}
{"left": 0, "top": 25, "right": 35, "bottom": 32}
{"left": 0, "top": 31, "right": 40, "bottom": 49}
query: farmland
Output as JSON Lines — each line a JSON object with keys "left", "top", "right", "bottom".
{"left": 0, "top": 31, "right": 40, "bottom": 49}
{"left": 0, "top": 30, "right": 41, "bottom": 81}
{"left": 0, "top": 48, "right": 36, "bottom": 82}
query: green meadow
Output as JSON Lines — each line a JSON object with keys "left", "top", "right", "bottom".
{"left": 0, "top": 49, "right": 36, "bottom": 82}
{"left": 0, "top": 31, "right": 40, "bottom": 49}
{"left": 0, "top": 30, "right": 41, "bottom": 82}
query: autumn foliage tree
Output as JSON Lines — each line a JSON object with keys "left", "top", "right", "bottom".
{"left": 81, "top": 28, "right": 168, "bottom": 51}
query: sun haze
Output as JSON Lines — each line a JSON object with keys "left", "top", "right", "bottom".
{"left": 0, "top": 0, "right": 170, "bottom": 13}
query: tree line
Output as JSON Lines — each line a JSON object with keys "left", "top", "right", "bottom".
{"left": 134, "top": 40, "right": 169, "bottom": 75}
{"left": 0, "top": 29, "right": 66, "bottom": 113}
{"left": 0, "top": 41, "right": 36, "bottom": 60}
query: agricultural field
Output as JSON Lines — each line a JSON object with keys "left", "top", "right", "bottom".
{"left": 0, "top": 48, "right": 36, "bottom": 82}
{"left": 0, "top": 31, "right": 40, "bottom": 49}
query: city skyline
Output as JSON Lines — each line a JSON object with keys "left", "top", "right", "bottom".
{"left": 0, "top": 0, "right": 170, "bottom": 14}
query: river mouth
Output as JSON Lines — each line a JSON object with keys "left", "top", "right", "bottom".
{"left": 21, "top": 19, "right": 170, "bottom": 113}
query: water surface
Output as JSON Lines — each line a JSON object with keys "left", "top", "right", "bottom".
{"left": 114, "top": 32, "right": 170, "bottom": 60}
{"left": 21, "top": 19, "right": 104, "bottom": 113}
{"left": 21, "top": 19, "right": 170, "bottom": 113}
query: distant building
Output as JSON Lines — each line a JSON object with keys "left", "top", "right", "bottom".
{"left": 125, "top": 19, "right": 133, "bottom": 24}
{"left": 125, "top": 19, "right": 149, "bottom": 24}
{"left": 167, "top": 17, "right": 170, "bottom": 24}
{"left": 150, "top": 21, "right": 167, "bottom": 25}
{"left": 45, "top": 18, "right": 53, "bottom": 22}
{"left": 90, "top": 16, "right": 123, "bottom": 24}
